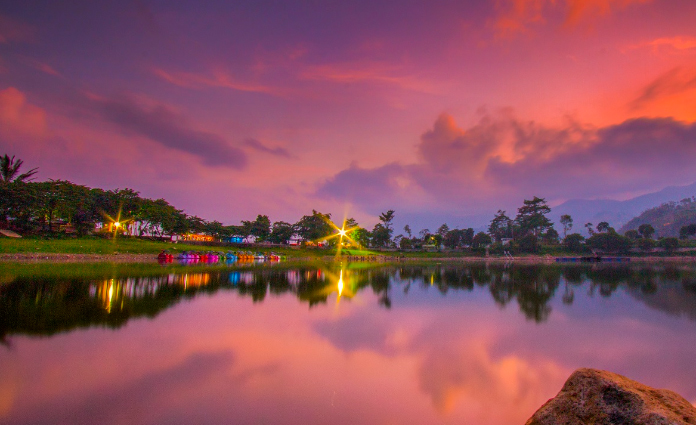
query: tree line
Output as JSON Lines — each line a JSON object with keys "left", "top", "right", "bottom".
{"left": 1, "top": 154, "right": 694, "bottom": 252}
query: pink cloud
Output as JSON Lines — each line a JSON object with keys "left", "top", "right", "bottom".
{"left": 300, "top": 62, "right": 442, "bottom": 94}
{"left": 152, "top": 67, "right": 286, "bottom": 96}
{"left": 317, "top": 111, "right": 696, "bottom": 215}
{"left": 0, "top": 87, "right": 47, "bottom": 139}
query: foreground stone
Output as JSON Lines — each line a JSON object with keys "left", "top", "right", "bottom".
{"left": 526, "top": 368, "right": 696, "bottom": 425}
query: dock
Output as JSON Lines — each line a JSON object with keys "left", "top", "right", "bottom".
{"left": 555, "top": 256, "right": 630, "bottom": 263}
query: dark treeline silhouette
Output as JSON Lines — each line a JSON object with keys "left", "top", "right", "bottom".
{"left": 2, "top": 154, "right": 694, "bottom": 252}
{"left": 3, "top": 263, "right": 696, "bottom": 343}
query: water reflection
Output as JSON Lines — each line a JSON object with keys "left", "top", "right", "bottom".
{"left": 2, "top": 262, "right": 696, "bottom": 425}
{"left": 3, "top": 263, "right": 696, "bottom": 342}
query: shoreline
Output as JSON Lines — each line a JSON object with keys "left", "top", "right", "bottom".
{"left": 3, "top": 252, "right": 696, "bottom": 264}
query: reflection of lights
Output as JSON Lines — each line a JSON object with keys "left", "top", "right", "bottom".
{"left": 338, "top": 269, "right": 344, "bottom": 297}
{"left": 107, "top": 280, "right": 114, "bottom": 312}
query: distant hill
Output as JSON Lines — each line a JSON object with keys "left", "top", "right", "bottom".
{"left": 619, "top": 198, "right": 696, "bottom": 237}
{"left": 550, "top": 181, "right": 696, "bottom": 235}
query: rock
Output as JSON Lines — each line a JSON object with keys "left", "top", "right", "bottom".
{"left": 526, "top": 368, "right": 696, "bottom": 425}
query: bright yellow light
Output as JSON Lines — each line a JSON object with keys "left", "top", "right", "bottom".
{"left": 114, "top": 222, "right": 121, "bottom": 228}
{"left": 338, "top": 228, "right": 347, "bottom": 237}
{"left": 338, "top": 269, "right": 344, "bottom": 296}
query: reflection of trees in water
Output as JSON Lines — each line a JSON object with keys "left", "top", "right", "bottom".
{"left": 486, "top": 266, "right": 561, "bottom": 322}
{"left": 0, "top": 273, "right": 230, "bottom": 341}
{"left": 4, "top": 263, "right": 696, "bottom": 340}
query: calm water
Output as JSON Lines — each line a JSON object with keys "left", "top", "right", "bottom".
{"left": 2, "top": 261, "right": 696, "bottom": 424}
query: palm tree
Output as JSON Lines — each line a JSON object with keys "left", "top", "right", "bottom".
{"left": 1, "top": 154, "right": 38, "bottom": 184}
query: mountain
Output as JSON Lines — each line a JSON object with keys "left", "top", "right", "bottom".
{"left": 549, "top": 181, "right": 696, "bottom": 236}
{"left": 619, "top": 198, "right": 696, "bottom": 237}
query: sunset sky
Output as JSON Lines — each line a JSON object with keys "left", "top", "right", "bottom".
{"left": 1, "top": 0, "right": 696, "bottom": 230}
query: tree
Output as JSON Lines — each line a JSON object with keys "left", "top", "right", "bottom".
{"left": 1, "top": 154, "right": 38, "bottom": 184}
{"left": 587, "top": 231, "right": 632, "bottom": 253}
{"left": 294, "top": 210, "right": 333, "bottom": 242}
{"left": 517, "top": 234, "right": 539, "bottom": 253}
{"left": 515, "top": 197, "right": 553, "bottom": 237}
{"left": 379, "top": 210, "right": 395, "bottom": 230}
{"left": 658, "top": 237, "right": 679, "bottom": 253}
{"left": 638, "top": 224, "right": 655, "bottom": 239}
{"left": 443, "top": 229, "right": 467, "bottom": 249}
{"left": 370, "top": 223, "right": 392, "bottom": 247}
{"left": 679, "top": 224, "right": 696, "bottom": 239}
{"left": 372, "top": 210, "right": 395, "bottom": 246}
{"left": 542, "top": 228, "right": 559, "bottom": 244}
{"left": 596, "top": 221, "right": 610, "bottom": 233}
{"left": 472, "top": 232, "right": 492, "bottom": 248}
{"left": 624, "top": 229, "right": 640, "bottom": 240}
{"left": 351, "top": 227, "right": 371, "bottom": 247}
{"left": 399, "top": 236, "right": 413, "bottom": 249}
{"left": 563, "top": 233, "right": 585, "bottom": 253}
{"left": 403, "top": 224, "right": 412, "bottom": 238}
{"left": 418, "top": 228, "right": 430, "bottom": 241}
{"left": 0, "top": 181, "right": 36, "bottom": 230}
{"left": 187, "top": 215, "right": 206, "bottom": 234}
{"left": 268, "top": 221, "right": 294, "bottom": 244}
{"left": 203, "top": 220, "right": 225, "bottom": 238}
{"left": 248, "top": 215, "right": 271, "bottom": 241}
{"left": 461, "top": 228, "right": 474, "bottom": 246}
{"left": 489, "top": 210, "right": 512, "bottom": 242}
{"left": 637, "top": 238, "right": 655, "bottom": 251}
{"left": 560, "top": 214, "right": 573, "bottom": 238}
{"left": 436, "top": 223, "right": 450, "bottom": 237}
{"left": 585, "top": 222, "right": 595, "bottom": 236}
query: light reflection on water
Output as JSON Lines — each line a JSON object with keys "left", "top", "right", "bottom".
{"left": 1, "top": 262, "right": 696, "bottom": 424}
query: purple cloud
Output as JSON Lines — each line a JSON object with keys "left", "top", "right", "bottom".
{"left": 317, "top": 112, "right": 696, "bottom": 217}
{"left": 243, "top": 138, "right": 293, "bottom": 158}
{"left": 92, "top": 96, "right": 247, "bottom": 168}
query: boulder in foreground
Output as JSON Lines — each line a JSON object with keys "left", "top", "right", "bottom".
{"left": 526, "top": 368, "right": 696, "bottom": 425}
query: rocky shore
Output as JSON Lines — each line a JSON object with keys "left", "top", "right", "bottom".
{"left": 526, "top": 368, "right": 696, "bottom": 425}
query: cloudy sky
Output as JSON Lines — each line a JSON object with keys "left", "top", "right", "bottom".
{"left": 1, "top": 0, "right": 696, "bottom": 230}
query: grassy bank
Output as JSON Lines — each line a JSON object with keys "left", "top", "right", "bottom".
{"left": 0, "top": 236, "right": 323, "bottom": 257}
{"left": 3, "top": 236, "right": 696, "bottom": 261}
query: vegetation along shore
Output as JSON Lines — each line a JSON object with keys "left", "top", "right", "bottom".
{"left": 4, "top": 153, "right": 696, "bottom": 262}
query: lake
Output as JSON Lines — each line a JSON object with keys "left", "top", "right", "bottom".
{"left": 1, "top": 261, "right": 696, "bottom": 424}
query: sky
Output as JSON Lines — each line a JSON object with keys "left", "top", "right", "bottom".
{"left": 1, "top": 0, "right": 696, "bottom": 231}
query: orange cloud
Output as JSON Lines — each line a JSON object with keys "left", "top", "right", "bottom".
{"left": 492, "top": 0, "right": 651, "bottom": 37}
{"left": 646, "top": 36, "right": 696, "bottom": 51}
{"left": 630, "top": 67, "right": 696, "bottom": 118}
{"left": 0, "top": 87, "right": 47, "bottom": 138}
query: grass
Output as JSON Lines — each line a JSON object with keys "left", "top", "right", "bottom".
{"left": 0, "top": 236, "right": 325, "bottom": 257}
